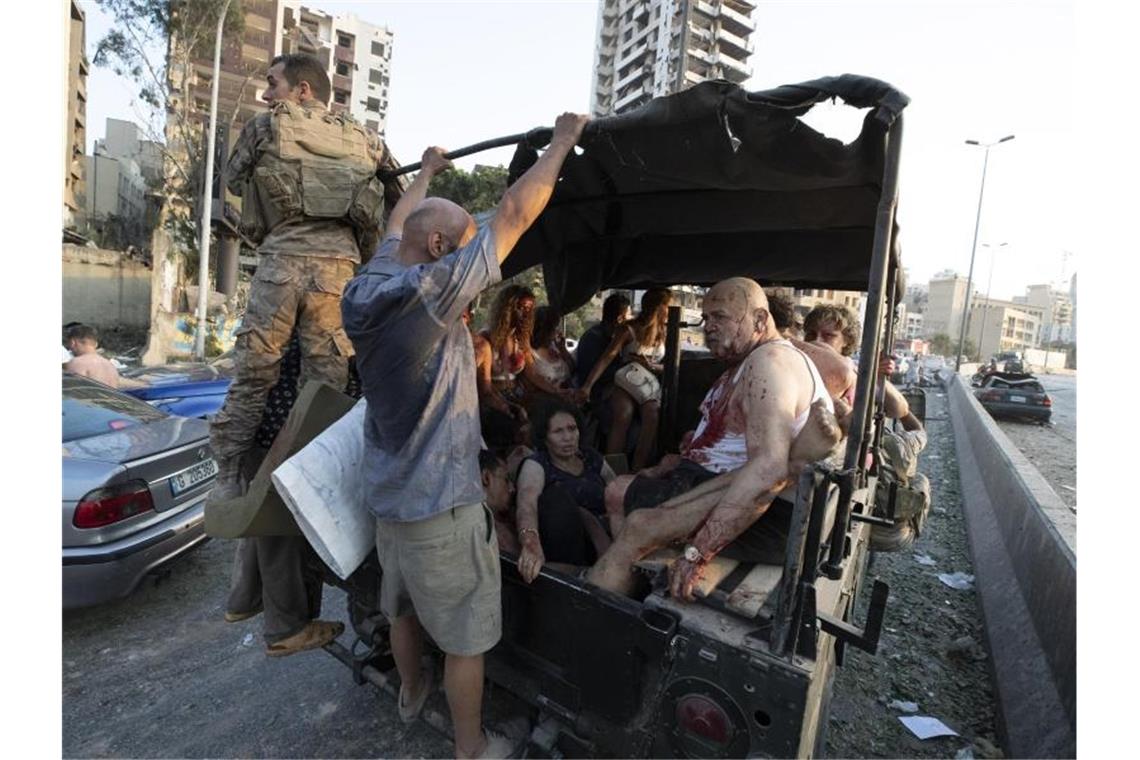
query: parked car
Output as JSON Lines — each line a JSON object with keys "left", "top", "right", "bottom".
{"left": 122, "top": 352, "right": 234, "bottom": 419}
{"left": 63, "top": 373, "right": 216, "bottom": 608}
{"left": 974, "top": 371, "right": 1052, "bottom": 423}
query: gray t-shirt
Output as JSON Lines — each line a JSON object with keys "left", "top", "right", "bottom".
{"left": 341, "top": 227, "right": 501, "bottom": 521}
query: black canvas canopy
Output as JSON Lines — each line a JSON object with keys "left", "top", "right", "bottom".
{"left": 500, "top": 75, "right": 909, "bottom": 313}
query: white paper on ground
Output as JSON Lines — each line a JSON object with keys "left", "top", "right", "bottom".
{"left": 899, "top": 716, "right": 959, "bottom": 740}
{"left": 272, "top": 399, "right": 373, "bottom": 580}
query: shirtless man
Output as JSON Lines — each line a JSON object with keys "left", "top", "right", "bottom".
{"left": 587, "top": 278, "right": 841, "bottom": 600}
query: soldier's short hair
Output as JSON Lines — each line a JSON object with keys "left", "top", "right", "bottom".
{"left": 66, "top": 324, "right": 99, "bottom": 344}
{"left": 270, "top": 53, "right": 331, "bottom": 105}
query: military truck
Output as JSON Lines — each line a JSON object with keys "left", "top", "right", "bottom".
{"left": 319, "top": 76, "right": 911, "bottom": 757}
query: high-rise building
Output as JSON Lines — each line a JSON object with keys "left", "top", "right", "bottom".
{"left": 64, "top": 0, "right": 88, "bottom": 232}
{"left": 1024, "top": 283, "right": 1073, "bottom": 345}
{"left": 278, "top": 2, "right": 395, "bottom": 135}
{"left": 184, "top": 1, "right": 395, "bottom": 143}
{"left": 591, "top": 0, "right": 756, "bottom": 117}
{"left": 924, "top": 271, "right": 971, "bottom": 339}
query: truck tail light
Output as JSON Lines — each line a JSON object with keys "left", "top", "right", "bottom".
{"left": 675, "top": 694, "right": 730, "bottom": 745}
{"left": 74, "top": 481, "right": 155, "bottom": 529}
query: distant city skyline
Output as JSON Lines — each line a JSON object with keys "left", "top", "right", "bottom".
{"left": 79, "top": 0, "right": 1076, "bottom": 301}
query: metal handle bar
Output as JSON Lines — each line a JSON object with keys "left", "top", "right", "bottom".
{"left": 377, "top": 126, "right": 554, "bottom": 181}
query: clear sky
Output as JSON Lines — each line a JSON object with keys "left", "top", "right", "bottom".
{"left": 80, "top": 0, "right": 1076, "bottom": 301}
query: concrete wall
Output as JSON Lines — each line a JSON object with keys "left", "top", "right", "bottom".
{"left": 944, "top": 373, "right": 1076, "bottom": 757}
{"left": 62, "top": 245, "right": 151, "bottom": 329}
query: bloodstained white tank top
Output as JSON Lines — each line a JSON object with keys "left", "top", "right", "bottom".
{"left": 683, "top": 340, "right": 833, "bottom": 474}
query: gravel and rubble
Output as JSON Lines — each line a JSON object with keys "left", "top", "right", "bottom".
{"left": 827, "top": 389, "right": 1003, "bottom": 759}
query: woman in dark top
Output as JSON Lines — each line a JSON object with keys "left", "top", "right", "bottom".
{"left": 514, "top": 401, "right": 616, "bottom": 582}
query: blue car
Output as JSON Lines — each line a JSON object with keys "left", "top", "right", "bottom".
{"left": 122, "top": 353, "right": 234, "bottom": 419}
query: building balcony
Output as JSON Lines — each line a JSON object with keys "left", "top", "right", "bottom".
{"left": 333, "top": 73, "right": 352, "bottom": 91}
{"left": 716, "top": 28, "right": 753, "bottom": 57}
{"left": 694, "top": 0, "right": 718, "bottom": 19}
{"left": 720, "top": 3, "right": 755, "bottom": 35}
{"left": 614, "top": 84, "right": 647, "bottom": 111}
{"left": 717, "top": 51, "right": 751, "bottom": 77}
{"left": 616, "top": 41, "right": 650, "bottom": 70}
{"left": 596, "top": 62, "right": 614, "bottom": 77}
{"left": 335, "top": 45, "right": 354, "bottom": 64}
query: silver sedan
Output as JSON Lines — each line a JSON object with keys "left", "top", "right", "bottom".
{"left": 62, "top": 373, "right": 217, "bottom": 608}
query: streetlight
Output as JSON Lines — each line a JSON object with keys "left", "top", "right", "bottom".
{"left": 194, "top": 0, "right": 234, "bottom": 360}
{"left": 975, "top": 241, "right": 1008, "bottom": 360}
{"left": 955, "top": 134, "right": 1015, "bottom": 371}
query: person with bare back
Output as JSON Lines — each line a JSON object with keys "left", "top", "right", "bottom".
{"left": 587, "top": 277, "right": 842, "bottom": 600}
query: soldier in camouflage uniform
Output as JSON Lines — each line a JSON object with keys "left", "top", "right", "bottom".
{"left": 209, "top": 53, "right": 399, "bottom": 503}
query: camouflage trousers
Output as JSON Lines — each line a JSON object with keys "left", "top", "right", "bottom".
{"left": 210, "top": 254, "right": 355, "bottom": 463}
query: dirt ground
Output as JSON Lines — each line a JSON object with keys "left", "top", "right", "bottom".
{"left": 826, "top": 389, "right": 1003, "bottom": 759}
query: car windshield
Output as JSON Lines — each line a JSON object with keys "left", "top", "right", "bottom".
{"left": 63, "top": 378, "right": 168, "bottom": 442}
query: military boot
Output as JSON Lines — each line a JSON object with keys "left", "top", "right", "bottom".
{"left": 207, "top": 457, "right": 246, "bottom": 506}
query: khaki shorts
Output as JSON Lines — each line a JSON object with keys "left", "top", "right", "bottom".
{"left": 374, "top": 502, "right": 502, "bottom": 656}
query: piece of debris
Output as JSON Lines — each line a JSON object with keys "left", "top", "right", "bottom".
{"left": 955, "top": 747, "right": 976, "bottom": 759}
{"left": 888, "top": 699, "right": 920, "bottom": 714}
{"left": 1061, "top": 485, "right": 1076, "bottom": 492}
{"left": 241, "top": 633, "right": 254, "bottom": 647}
{"left": 899, "top": 715, "right": 959, "bottom": 740}
{"left": 913, "top": 553, "right": 938, "bottom": 566}
{"left": 972, "top": 736, "right": 1004, "bottom": 758}
{"left": 937, "top": 572, "right": 975, "bottom": 590}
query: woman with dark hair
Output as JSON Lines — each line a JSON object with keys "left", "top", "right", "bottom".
{"left": 577, "top": 287, "right": 672, "bottom": 471}
{"left": 514, "top": 401, "right": 616, "bottom": 583}
{"left": 530, "top": 305, "right": 575, "bottom": 391}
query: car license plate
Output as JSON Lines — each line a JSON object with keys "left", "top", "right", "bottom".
{"left": 170, "top": 458, "right": 218, "bottom": 495}
{"left": 1009, "top": 395, "right": 1027, "bottom": 403}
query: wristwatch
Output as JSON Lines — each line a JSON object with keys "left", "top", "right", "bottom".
{"left": 683, "top": 545, "right": 705, "bottom": 563}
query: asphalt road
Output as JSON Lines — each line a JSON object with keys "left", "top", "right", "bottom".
{"left": 994, "top": 373, "right": 1077, "bottom": 510}
{"left": 62, "top": 538, "right": 457, "bottom": 759}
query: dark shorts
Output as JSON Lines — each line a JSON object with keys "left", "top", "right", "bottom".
{"left": 624, "top": 460, "right": 793, "bottom": 565}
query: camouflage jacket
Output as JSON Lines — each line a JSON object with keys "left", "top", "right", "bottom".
{"left": 225, "top": 99, "right": 405, "bottom": 263}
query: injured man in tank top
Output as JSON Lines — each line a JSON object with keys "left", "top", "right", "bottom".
{"left": 585, "top": 278, "right": 855, "bottom": 600}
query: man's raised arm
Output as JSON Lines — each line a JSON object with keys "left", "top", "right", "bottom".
{"left": 383, "top": 147, "right": 453, "bottom": 238}
{"left": 488, "top": 113, "right": 589, "bottom": 264}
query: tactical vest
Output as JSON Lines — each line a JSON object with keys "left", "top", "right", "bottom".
{"left": 240, "top": 101, "right": 385, "bottom": 254}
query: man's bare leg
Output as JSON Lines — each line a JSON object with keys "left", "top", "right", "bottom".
{"left": 603, "top": 475, "right": 636, "bottom": 537}
{"left": 588, "top": 471, "right": 736, "bottom": 595}
{"left": 446, "top": 653, "right": 488, "bottom": 758}
{"left": 390, "top": 615, "right": 428, "bottom": 706}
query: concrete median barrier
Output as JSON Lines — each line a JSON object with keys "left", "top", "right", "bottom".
{"left": 943, "top": 372, "right": 1075, "bottom": 758}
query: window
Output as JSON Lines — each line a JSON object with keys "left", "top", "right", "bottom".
{"left": 336, "top": 61, "right": 350, "bottom": 76}
{"left": 366, "top": 119, "right": 380, "bottom": 133}
{"left": 334, "top": 91, "right": 348, "bottom": 104}
{"left": 366, "top": 97, "right": 380, "bottom": 112}
{"left": 369, "top": 68, "right": 383, "bottom": 85}
{"left": 372, "top": 40, "right": 385, "bottom": 57}
{"left": 338, "top": 34, "right": 353, "bottom": 48}
{"left": 62, "top": 378, "right": 166, "bottom": 442}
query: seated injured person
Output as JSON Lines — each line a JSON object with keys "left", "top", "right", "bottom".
{"left": 587, "top": 277, "right": 845, "bottom": 600}
{"left": 514, "top": 401, "right": 616, "bottom": 582}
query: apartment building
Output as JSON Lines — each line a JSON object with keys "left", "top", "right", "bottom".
{"left": 965, "top": 297, "right": 1044, "bottom": 360}
{"left": 591, "top": 0, "right": 756, "bottom": 116}
{"left": 905, "top": 311, "right": 924, "bottom": 340}
{"left": 184, "top": 1, "right": 394, "bottom": 138}
{"left": 85, "top": 119, "right": 165, "bottom": 250}
{"left": 278, "top": 2, "right": 395, "bottom": 135}
{"left": 1024, "top": 283, "right": 1073, "bottom": 344}
{"left": 924, "top": 271, "right": 971, "bottom": 339}
{"left": 64, "top": 0, "right": 88, "bottom": 232}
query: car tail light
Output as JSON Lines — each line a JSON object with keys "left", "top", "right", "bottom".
{"left": 979, "top": 390, "right": 1002, "bottom": 401}
{"left": 675, "top": 694, "right": 730, "bottom": 744}
{"left": 1042, "top": 396, "right": 1052, "bottom": 407}
{"left": 74, "top": 481, "right": 155, "bottom": 529}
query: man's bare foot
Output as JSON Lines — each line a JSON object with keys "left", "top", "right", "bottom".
{"left": 833, "top": 397, "right": 853, "bottom": 435}
{"left": 788, "top": 399, "right": 843, "bottom": 473}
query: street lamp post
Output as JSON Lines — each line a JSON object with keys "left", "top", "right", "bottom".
{"left": 955, "top": 134, "right": 1015, "bottom": 372}
{"left": 194, "top": 0, "right": 234, "bottom": 360}
{"left": 975, "top": 241, "right": 1008, "bottom": 360}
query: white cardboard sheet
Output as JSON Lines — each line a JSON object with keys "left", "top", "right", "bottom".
{"left": 271, "top": 399, "right": 372, "bottom": 579}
